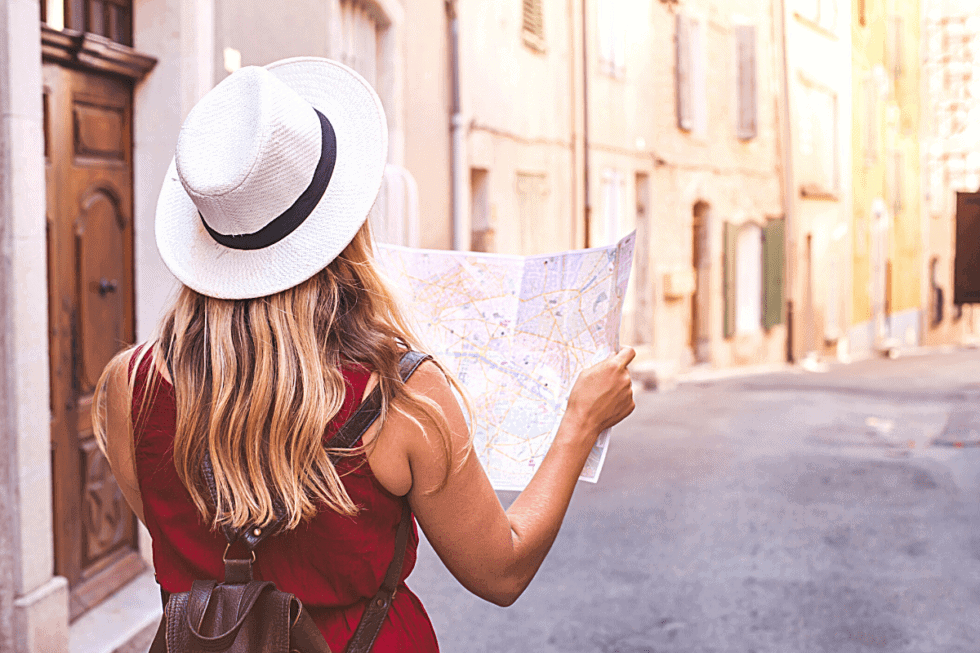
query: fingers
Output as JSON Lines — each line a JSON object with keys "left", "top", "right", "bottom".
{"left": 614, "top": 346, "right": 636, "bottom": 367}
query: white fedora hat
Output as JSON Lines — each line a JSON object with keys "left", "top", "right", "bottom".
{"left": 155, "top": 57, "right": 388, "bottom": 300}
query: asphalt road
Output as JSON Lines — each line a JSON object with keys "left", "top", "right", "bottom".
{"left": 408, "top": 348, "right": 980, "bottom": 653}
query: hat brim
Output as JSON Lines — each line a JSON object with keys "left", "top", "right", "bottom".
{"left": 155, "top": 57, "right": 388, "bottom": 300}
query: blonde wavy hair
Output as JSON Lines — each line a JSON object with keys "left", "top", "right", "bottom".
{"left": 94, "top": 222, "right": 469, "bottom": 531}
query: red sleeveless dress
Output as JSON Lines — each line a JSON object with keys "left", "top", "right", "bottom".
{"left": 131, "top": 350, "right": 440, "bottom": 652}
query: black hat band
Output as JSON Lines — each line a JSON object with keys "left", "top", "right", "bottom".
{"left": 200, "top": 109, "right": 337, "bottom": 251}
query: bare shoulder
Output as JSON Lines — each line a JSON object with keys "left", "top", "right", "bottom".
{"left": 403, "top": 359, "right": 454, "bottom": 397}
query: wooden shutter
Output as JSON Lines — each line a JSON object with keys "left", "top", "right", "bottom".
{"left": 723, "top": 221, "right": 737, "bottom": 338}
{"left": 762, "top": 217, "right": 786, "bottom": 329}
{"left": 676, "top": 14, "right": 693, "bottom": 131}
{"left": 954, "top": 191, "right": 980, "bottom": 304}
{"left": 735, "top": 25, "right": 757, "bottom": 140}
{"left": 523, "top": 0, "right": 545, "bottom": 50}
{"left": 690, "top": 18, "right": 707, "bottom": 136}
{"left": 65, "top": 0, "right": 133, "bottom": 46}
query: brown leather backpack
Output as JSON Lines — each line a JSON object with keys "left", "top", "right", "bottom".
{"left": 148, "top": 351, "right": 430, "bottom": 653}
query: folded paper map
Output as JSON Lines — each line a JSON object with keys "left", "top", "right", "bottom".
{"left": 377, "top": 231, "right": 635, "bottom": 490}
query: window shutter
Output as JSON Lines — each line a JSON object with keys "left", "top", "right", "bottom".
{"left": 690, "top": 19, "right": 708, "bottom": 136}
{"left": 676, "top": 14, "right": 693, "bottom": 131}
{"left": 523, "top": 0, "right": 543, "bottom": 40}
{"left": 522, "top": 0, "right": 545, "bottom": 50}
{"left": 723, "top": 221, "right": 737, "bottom": 338}
{"left": 735, "top": 25, "right": 757, "bottom": 140}
{"left": 762, "top": 217, "right": 786, "bottom": 329}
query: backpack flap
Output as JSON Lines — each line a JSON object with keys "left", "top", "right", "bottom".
{"left": 165, "top": 580, "right": 314, "bottom": 653}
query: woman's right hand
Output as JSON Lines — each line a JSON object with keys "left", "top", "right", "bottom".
{"left": 563, "top": 346, "right": 636, "bottom": 442}
{"left": 397, "top": 348, "right": 636, "bottom": 606}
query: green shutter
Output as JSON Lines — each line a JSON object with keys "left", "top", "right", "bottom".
{"left": 723, "top": 221, "right": 737, "bottom": 338}
{"left": 763, "top": 217, "right": 786, "bottom": 329}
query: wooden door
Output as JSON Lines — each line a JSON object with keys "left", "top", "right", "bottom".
{"left": 954, "top": 191, "right": 980, "bottom": 305}
{"left": 44, "top": 62, "right": 141, "bottom": 619}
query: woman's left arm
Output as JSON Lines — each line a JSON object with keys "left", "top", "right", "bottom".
{"left": 98, "top": 350, "right": 146, "bottom": 524}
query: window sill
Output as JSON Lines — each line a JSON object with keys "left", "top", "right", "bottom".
{"left": 800, "top": 185, "right": 839, "bottom": 201}
{"left": 598, "top": 61, "right": 625, "bottom": 80}
{"left": 793, "top": 12, "right": 839, "bottom": 40}
{"left": 522, "top": 31, "right": 546, "bottom": 54}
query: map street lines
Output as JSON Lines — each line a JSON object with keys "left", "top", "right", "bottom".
{"left": 377, "top": 231, "right": 635, "bottom": 490}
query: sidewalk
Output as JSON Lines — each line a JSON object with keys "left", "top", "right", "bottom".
{"left": 631, "top": 342, "right": 980, "bottom": 393}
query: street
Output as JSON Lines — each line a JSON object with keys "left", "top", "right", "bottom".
{"left": 409, "top": 349, "right": 980, "bottom": 653}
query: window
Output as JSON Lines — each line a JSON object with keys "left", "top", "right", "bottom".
{"left": 887, "top": 15, "right": 904, "bottom": 82}
{"left": 735, "top": 224, "right": 763, "bottom": 334}
{"left": 372, "top": 165, "right": 420, "bottom": 247}
{"left": 889, "top": 150, "right": 904, "bottom": 215}
{"left": 863, "top": 73, "right": 879, "bottom": 167}
{"left": 676, "top": 14, "right": 707, "bottom": 135}
{"left": 471, "top": 169, "right": 493, "bottom": 253}
{"left": 798, "top": 78, "right": 838, "bottom": 197}
{"left": 735, "top": 24, "right": 757, "bottom": 140}
{"left": 725, "top": 219, "right": 783, "bottom": 337}
{"left": 601, "top": 168, "right": 625, "bottom": 245}
{"left": 517, "top": 172, "right": 549, "bottom": 253}
{"left": 798, "top": 0, "right": 837, "bottom": 33}
{"left": 59, "top": 0, "right": 133, "bottom": 46}
{"left": 338, "top": 0, "right": 387, "bottom": 87}
{"left": 598, "top": 1, "right": 625, "bottom": 77}
{"left": 522, "top": 0, "right": 545, "bottom": 52}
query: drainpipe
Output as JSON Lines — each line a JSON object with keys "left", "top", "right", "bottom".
{"left": 446, "top": 0, "right": 468, "bottom": 251}
{"left": 581, "top": 0, "right": 591, "bottom": 248}
{"left": 778, "top": 0, "right": 796, "bottom": 363}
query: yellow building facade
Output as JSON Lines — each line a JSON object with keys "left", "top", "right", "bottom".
{"left": 850, "top": 0, "right": 923, "bottom": 354}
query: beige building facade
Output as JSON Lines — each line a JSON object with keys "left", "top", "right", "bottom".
{"left": 781, "top": 0, "right": 854, "bottom": 363}
{"left": 849, "top": 0, "right": 924, "bottom": 356}
{"left": 922, "top": 0, "right": 980, "bottom": 345}
{"left": 0, "top": 1, "right": 875, "bottom": 651}
{"left": 440, "top": 0, "right": 790, "bottom": 376}
{"left": 1, "top": 1, "right": 446, "bottom": 651}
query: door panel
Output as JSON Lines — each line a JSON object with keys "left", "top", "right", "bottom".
{"left": 44, "top": 62, "right": 141, "bottom": 620}
{"left": 954, "top": 191, "right": 980, "bottom": 305}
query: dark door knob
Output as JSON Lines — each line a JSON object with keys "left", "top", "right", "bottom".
{"left": 97, "top": 277, "right": 119, "bottom": 297}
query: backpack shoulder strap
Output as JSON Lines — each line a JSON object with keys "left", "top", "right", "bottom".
{"left": 327, "top": 350, "right": 431, "bottom": 453}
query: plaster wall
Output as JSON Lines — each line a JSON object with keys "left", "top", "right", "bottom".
{"left": 921, "top": 0, "right": 980, "bottom": 346}
{"left": 132, "top": 0, "right": 215, "bottom": 341}
{"left": 0, "top": 0, "right": 69, "bottom": 650}
{"left": 597, "top": 0, "right": 784, "bottom": 367}
{"left": 403, "top": 0, "right": 451, "bottom": 249}
{"left": 458, "top": 0, "right": 577, "bottom": 256}
{"left": 456, "top": 0, "right": 786, "bottom": 369}
{"left": 784, "top": 0, "right": 853, "bottom": 356}
{"left": 850, "top": 0, "right": 922, "bottom": 356}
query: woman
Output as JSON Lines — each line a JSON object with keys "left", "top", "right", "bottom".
{"left": 94, "top": 57, "right": 635, "bottom": 652}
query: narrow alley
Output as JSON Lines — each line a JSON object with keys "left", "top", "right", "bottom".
{"left": 413, "top": 348, "right": 980, "bottom": 653}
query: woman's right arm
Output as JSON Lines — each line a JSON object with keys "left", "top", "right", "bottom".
{"left": 394, "top": 347, "right": 635, "bottom": 606}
